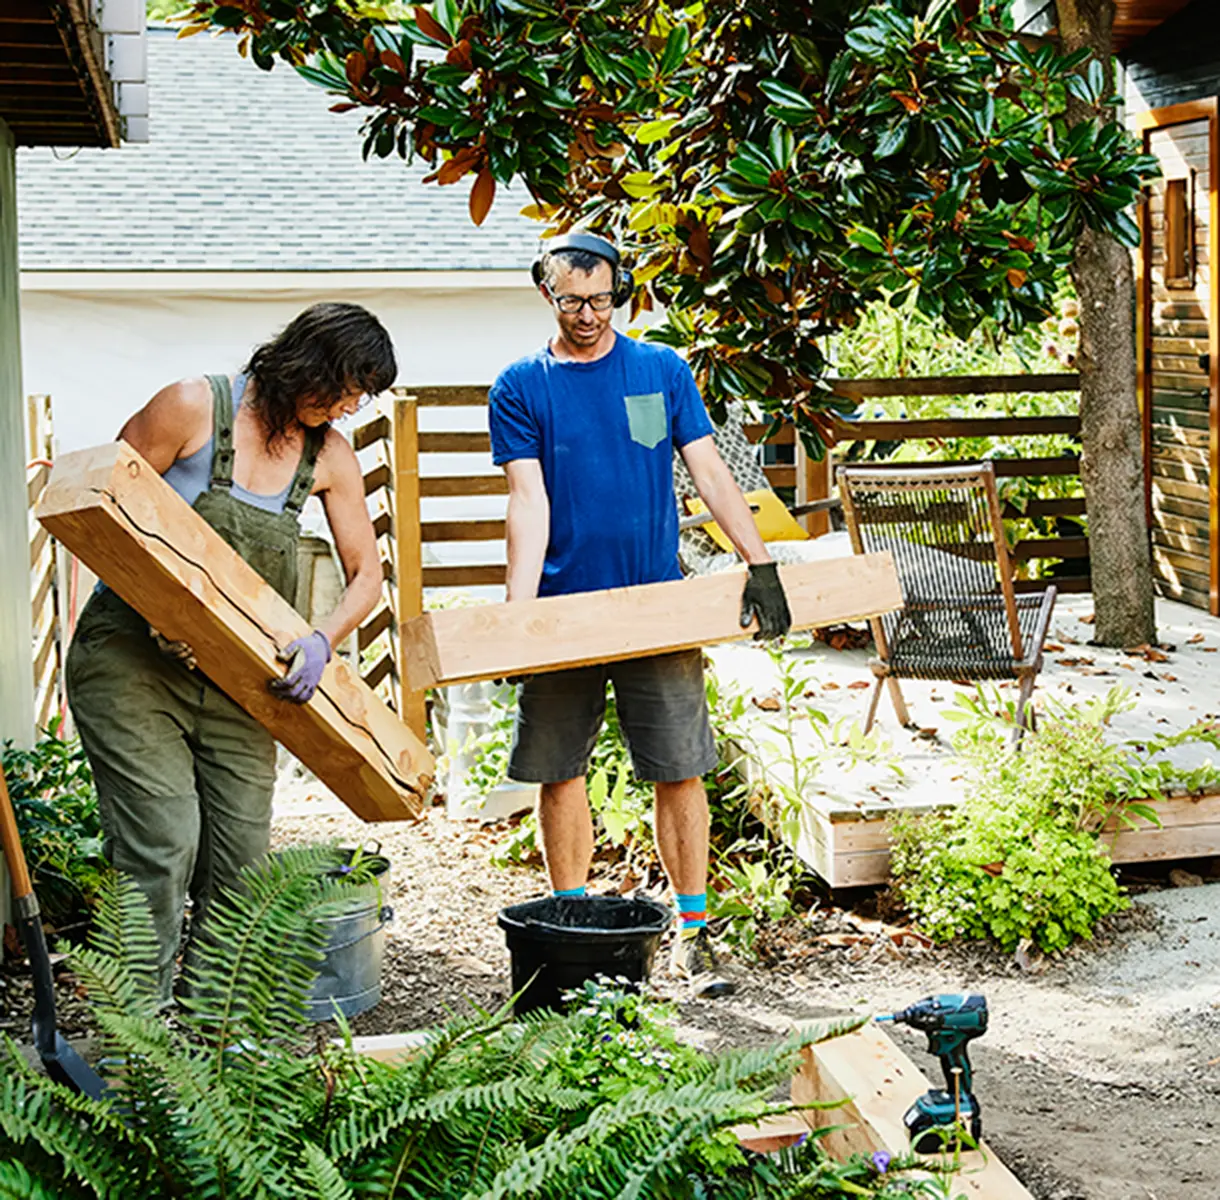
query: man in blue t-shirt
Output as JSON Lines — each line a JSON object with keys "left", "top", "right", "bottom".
{"left": 489, "top": 232, "right": 791, "bottom": 996}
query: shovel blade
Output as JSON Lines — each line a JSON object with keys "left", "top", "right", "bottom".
{"left": 40, "top": 1030, "right": 108, "bottom": 1102}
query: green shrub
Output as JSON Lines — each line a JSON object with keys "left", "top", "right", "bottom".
{"left": 2, "top": 723, "right": 106, "bottom": 934}
{"left": 890, "top": 687, "right": 1220, "bottom": 953}
{"left": 0, "top": 848, "right": 953, "bottom": 1199}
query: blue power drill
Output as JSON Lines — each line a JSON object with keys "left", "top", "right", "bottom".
{"left": 876, "top": 993, "right": 987, "bottom": 1153}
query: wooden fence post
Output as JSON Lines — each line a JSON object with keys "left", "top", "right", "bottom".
{"left": 794, "top": 438, "right": 833, "bottom": 538}
{"left": 392, "top": 392, "right": 427, "bottom": 741}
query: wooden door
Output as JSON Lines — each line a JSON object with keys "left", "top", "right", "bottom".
{"left": 1136, "top": 99, "right": 1220, "bottom": 613}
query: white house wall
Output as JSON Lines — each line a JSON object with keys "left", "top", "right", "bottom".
{"left": 19, "top": 280, "right": 553, "bottom": 452}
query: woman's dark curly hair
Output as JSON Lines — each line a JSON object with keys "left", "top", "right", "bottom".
{"left": 244, "top": 302, "right": 396, "bottom": 445}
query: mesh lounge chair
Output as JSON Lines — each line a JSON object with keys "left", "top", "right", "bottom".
{"left": 837, "top": 461, "right": 1057, "bottom": 739}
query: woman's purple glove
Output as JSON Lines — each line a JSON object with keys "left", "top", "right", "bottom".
{"left": 269, "top": 630, "right": 331, "bottom": 704}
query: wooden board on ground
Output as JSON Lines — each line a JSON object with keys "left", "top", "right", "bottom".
{"left": 37, "top": 442, "right": 433, "bottom": 823}
{"left": 402, "top": 555, "right": 902, "bottom": 689}
{"left": 791, "top": 1023, "right": 1034, "bottom": 1199}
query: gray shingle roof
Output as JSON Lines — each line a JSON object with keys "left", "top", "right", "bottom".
{"left": 16, "top": 27, "right": 543, "bottom": 272}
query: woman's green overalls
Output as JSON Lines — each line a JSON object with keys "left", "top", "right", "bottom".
{"left": 67, "top": 376, "right": 324, "bottom": 1001}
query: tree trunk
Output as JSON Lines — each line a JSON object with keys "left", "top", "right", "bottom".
{"left": 1057, "top": 0, "right": 1157, "bottom": 646}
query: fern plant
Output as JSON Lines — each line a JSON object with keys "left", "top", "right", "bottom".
{"left": 0, "top": 848, "right": 953, "bottom": 1199}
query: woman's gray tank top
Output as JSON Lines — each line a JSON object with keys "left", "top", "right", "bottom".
{"left": 161, "top": 373, "right": 294, "bottom": 514}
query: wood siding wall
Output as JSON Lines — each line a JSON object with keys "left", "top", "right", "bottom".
{"left": 1143, "top": 116, "right": 1215, "bottom": 609}
{"left": 1123, "top": 0, "right": 1220, "bottom": 115}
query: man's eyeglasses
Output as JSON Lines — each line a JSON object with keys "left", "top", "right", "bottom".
{"left": 552, "top": 292, "right": 615, "bottom": 314}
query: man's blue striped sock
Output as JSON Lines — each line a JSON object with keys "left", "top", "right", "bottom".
{"left": 553, "top": 886, "right": 587, "bottom": 898}
{"left": 677, "top": 892, "right": 707, "bottom": 935}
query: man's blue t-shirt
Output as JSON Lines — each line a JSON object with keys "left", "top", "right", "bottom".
{"left": 489, "top": 333, "right": 713, "bottom": 597}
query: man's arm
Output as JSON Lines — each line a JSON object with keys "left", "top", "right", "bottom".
{"left": 504, "top": 458, "right": 549, "bottom": 602}
{"left": 679, "top": 434, "right": 791, "bottom": 639}
{"left": 679, "top": 435, "right": 772, "bottom": 564}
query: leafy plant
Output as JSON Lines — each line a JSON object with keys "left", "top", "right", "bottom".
{"left": 890, "top": 686, "right": 1220, "bottom": 953}
{"left": 2, "top": 723, "right": 106, "bottom": 935}
{"left": 0, "top": 848, "right": 953, "bottom": 1199}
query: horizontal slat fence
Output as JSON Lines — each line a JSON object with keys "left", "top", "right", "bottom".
{"left": 388, "top": 373, "right": 1087, "bottom": 690}
{"left": 826, "top": 373, "right": 1088, "bottom": 592}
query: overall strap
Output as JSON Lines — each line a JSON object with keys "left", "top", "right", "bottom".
{"left": 284, "top": 427, "right": 325, "bottom": 515}
{"left": 206, "top": 374, "right": 236, "bottom": 491}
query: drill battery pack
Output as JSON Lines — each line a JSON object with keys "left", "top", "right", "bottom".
{"left": 904, "top": 1089, "right": 983, "bottom": 1154}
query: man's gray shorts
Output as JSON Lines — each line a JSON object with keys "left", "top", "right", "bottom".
{"left": 508, "top": 649, "right": 719, "bottom": 784}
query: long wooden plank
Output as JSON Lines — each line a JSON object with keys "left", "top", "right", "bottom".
{"left": 828, "top": 373, "right": 1078, "bottom": 400}
{"left": 791, "top": 1024, "right": 1034, "bottom": 1199}
{"left": 37, "top": 442, "right": 433, "bottom": 823}
{"left": 419, "top": 431, "right": 492, "bottom": 453}
{"left": 403, "top": 554, "right": 902, "bottom": 689}
{"left": 421, "top": 476, "right": 509, "bottom": 498}
{"left": 835, "top": 414, "right": 1080, "bottom": 440}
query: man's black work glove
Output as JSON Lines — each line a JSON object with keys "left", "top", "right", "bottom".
{"left": 740, "top": 562, "right": 792, "bottom": 641}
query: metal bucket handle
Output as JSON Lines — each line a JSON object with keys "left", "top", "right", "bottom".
{"left": 325, "top": 905, "right": 394, "bottom": 954}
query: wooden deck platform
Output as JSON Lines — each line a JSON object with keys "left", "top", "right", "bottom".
{"left": 710, "top": 593, "right": 1220, "bottom": 888}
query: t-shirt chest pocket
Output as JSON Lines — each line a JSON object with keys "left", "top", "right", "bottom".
{"left": 623, "top": 391, "right": 668, "bottom": 450}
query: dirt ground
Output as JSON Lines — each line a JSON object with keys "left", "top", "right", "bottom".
{"left": 261, "top": 799, "right": 1220, "bottom": 1200}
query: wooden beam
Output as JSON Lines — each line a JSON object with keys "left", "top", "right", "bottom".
{"left": 409, "top": 385, "right": 490, "bottom": 407}
{"left": 418, "top": 431, "right": 492, "bottom": 454}
{"left": 392, "top": 396, "right": 427, "bottom": 740}
{"left": 403, "top": 554, "right": 902, "bottom": 689}
{"left": 37, "top": 442, "right": 433, "bottom": 823}
{"left": 791, "top": 1024, "right": 1034, "bottom": 1199}
{"left": 835, "top": 414, "right": 1081, "bottom": 440}
{"left": 828, "top": 373, "right": 1078, "bottom": 400}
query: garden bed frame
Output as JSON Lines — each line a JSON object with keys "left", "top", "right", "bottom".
{"left": 782, "top": 783, "right": 1220, "bottom": 888}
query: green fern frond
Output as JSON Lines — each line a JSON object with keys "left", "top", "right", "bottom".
{"left": 0, "top": 1159, "right": 61, "bottom": 1200}
{"left": 179, "top": 844, "right": 349, "bottom": 1053}
{"left": 0, "top": 1039, "right": 151, "bottom": 1198}
{"left": 71, "top": 872, "right": 160, "bottom": 1020}
{"left": 294, "top": 1144, "right": 354, "bottom": 1200}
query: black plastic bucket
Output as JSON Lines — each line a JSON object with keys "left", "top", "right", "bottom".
{"left": 305, "top": 848, "right": 393, "bottom": 1023}
{"left": 497, "top": 895, "right": 673, "bottom": 1016}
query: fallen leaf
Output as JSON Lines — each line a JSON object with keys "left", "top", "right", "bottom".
{"left": 978, "top": 861, "right": 1005, "bottom": 877}
{"left": 1163, "top": 673, "right": 1179, "bottom": 682}
{"left": 846, "top": 680, "right": 871, "bottom": 690}
{"left": 1205, "top": 647, "right": 1218, "bottom": 654}
{"left": 1080, "top": 613, "right": 1096, "bottom": 625}
{"left": 916, "top": 727, "right": 939, "bottom": 741}
{"left": 753, "top": 695, "right": 781, "bottom": 711}
{"left": 816, "top": 932, "right": 866, "bottom": 948}
{"left": 1119, "top": 662, "right": 1135, "bottom": 670}
{"left": 823, "top": 681, "right": 841, "bottom": 690}
{"left": 1045, "top": 642, "right": 1065, "bottom": 652}
{"left": 1056, "top": 656, "right": 1094, "bottom": 667}
{"left": 1188, "top": 633, "right": 1206, "bottom": 644}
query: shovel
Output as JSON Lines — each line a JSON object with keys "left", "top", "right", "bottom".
{"left": 0, "top": 761, "right": 108, "bottom": 1100}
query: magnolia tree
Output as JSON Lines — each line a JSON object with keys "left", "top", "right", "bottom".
{"left": 182, "top": 0, "right": 1157, "bottom": 643}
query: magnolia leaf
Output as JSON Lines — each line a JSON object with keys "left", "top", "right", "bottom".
{"left": 469, "top": 168, "right": 496, "bottom": 226}
{"left": 412, "top": 5, "right": 452, "bottom": 45}
{"left": 659, "top": 23, "right": 690, "bottom": 76}
{"left": 636, "top": 117, "right": 681, "bottom": 145}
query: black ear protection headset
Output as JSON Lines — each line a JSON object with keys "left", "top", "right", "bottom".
{"left": 531, "top": 231, "right": 635, "bottom": 308}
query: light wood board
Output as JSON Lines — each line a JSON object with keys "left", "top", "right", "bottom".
{"left": 402, "top": 554, "right": 902, "bottom": 689}
{"left": 792, "top": 1023, "right": 1033, "bottom": 1199}
{"left": 37, "top": 441, "right": 433, "bottom": 823}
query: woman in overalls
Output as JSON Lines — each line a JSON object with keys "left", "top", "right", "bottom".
{"left": 66, "top": 302, "right": 394, "bottom": 1002}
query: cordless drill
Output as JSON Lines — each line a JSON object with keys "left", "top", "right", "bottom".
{"left": 876, "top": 993, "right": 987, "bottom": 1154}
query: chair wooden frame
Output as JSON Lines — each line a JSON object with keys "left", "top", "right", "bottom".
{"left": 838, "top": 461, "right": 1057, "bottom": 740}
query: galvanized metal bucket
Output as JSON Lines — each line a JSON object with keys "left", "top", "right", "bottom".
{"left": 305, "top": 847, "right": 392, "bottom": 1023}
